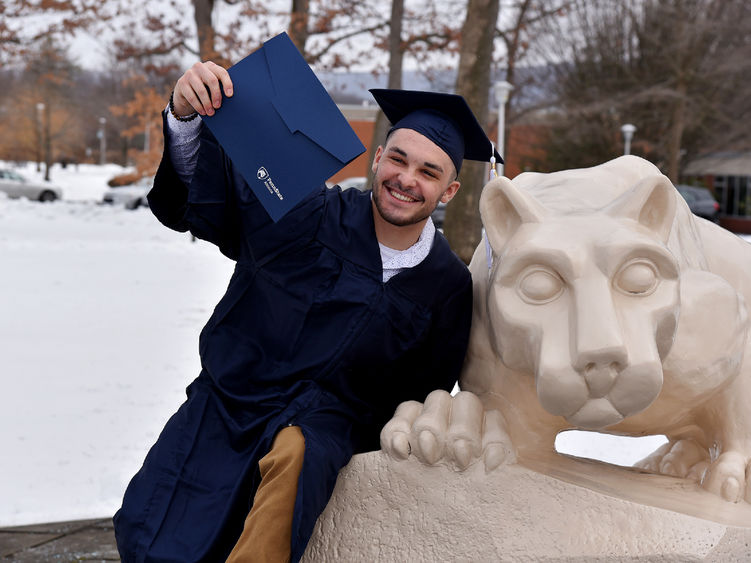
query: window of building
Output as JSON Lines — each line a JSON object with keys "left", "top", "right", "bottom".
{"left": 715, "top": 175, "right": 751, "bottom": 217}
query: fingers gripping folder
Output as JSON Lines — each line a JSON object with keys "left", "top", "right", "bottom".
{"left": 203, "top": 32, "right": 366, "bottom": 221}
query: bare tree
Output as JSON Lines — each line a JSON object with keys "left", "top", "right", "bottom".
{"left": 109, "top": 75, "right": 170, "bottom": 179}
{"left": 495, "top": 1, "right": 570, "bottom": 123}
{"left": 442, "top": 0, "right": 500, "bottom": 264}
{"left": 537, "top": 0, "right": 751, "bottom": 181}
{"left": 24, "top": 38, "right": 80, "bottom": 180}
{"left": 0, "top": 0, "right": 108, "bottom": 66}
{"left": 366, "top": 0, "right": 405, "bottom": 187}
{"left": 288, "top": 0, "right": 310, "bottom": 53}
{"left": 432, "top": 0, "right": 568, "bottom": 263}
{"left": 194, "top": 0, "right": 223, "bottom": 62}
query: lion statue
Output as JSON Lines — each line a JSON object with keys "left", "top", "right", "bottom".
{"left": 381, "top": 155, "right": 751, "bottom": 505}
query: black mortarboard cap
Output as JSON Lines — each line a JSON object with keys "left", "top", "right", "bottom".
{"left": 369, "top": 88, "right": 502, "bottom": 175}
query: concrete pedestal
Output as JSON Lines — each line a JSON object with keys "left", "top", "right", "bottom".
{"left": 303, "top": 451, "right": 751, "bottom": 562}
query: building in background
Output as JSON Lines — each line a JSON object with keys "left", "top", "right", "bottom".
{"left": 683, "top": 152, "right": 751, "bottom": 233}
{"left": 327, "top": 104, "right": 377, "bottom": 185}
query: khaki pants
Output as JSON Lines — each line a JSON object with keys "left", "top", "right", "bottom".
{"left": 226, "top": 426, "right": 305, "bottom": 563}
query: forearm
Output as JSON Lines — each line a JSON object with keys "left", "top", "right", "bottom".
{"left": 164, "top": 104, "right": 202, "bottom": 185}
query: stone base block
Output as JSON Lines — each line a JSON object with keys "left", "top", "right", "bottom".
{"left": 303, "top": 451, "right": 751, "bottom": 562}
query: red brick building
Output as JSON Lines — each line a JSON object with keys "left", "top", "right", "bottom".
{"left": 327, "top": 105, "right": 377, "bottom": 185}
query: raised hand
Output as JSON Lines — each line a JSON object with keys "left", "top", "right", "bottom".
{"left": 172, "top": 61, "right": 234, "bottom": 118}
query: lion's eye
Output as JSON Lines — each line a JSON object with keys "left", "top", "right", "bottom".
{"left": 615, "top": 260, "right": 658, "bottom": 295}
{"left": 518, "top": 268, "right": 563, "bottom": 303}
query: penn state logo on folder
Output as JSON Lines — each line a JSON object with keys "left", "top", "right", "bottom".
{"left": 203, "top": 32, "right": 366, "bottom": 222}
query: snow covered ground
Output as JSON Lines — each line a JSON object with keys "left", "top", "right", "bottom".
{"left": 1, "top": 162, "right": 235, "bottom": 526}
{"left": 0, "top": 162, "right": 739, "bottom": 527}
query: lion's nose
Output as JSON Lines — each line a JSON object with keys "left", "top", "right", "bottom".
{"left": 573, "top": 278, "right": 628, "bottom": 376}
{"left": 583, "top": 362, "right": 621, "bottom": 397}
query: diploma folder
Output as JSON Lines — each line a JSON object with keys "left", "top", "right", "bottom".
{"left": 203, "top": 32, "right": 366, "bottom": 221}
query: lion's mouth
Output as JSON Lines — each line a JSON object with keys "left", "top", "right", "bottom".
{"left": 537, "top": 361, "right": 663, "bottom": 429}
{"left": 565, "top": 398, "right": 625, "bottom": 429}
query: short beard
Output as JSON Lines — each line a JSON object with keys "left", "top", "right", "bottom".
{"left": 373, "top": 179, "right": 434, "bottom": 227}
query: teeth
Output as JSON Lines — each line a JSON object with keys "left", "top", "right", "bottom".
{"left": 389, "top": 189, "right": 416, "bottom": 202}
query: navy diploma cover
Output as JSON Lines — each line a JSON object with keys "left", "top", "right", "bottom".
{"left": 203, "top": 32, "right": 366, "bottom": 221}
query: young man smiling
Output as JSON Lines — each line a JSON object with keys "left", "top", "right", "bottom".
{"left": 114, "top": 61, "right": 501, "bottom": 562}
{"left": 370, "top": 127, "right": 460, "bottom": 248}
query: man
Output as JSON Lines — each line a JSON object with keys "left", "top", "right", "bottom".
{"left": 114, "top": 60, "right": 500, "bottom": 562}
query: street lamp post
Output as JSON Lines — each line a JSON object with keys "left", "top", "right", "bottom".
{"left": 98, "top": 117, "right": 107, "bottom": 165}
{"left": 36, "top": 103, "right": 45, "bottom": 172}
{"left": 493, "top": 81, "right": 513, "bottom": 176}
{"left": 621, "top": 123, "right": 636, "bottom": 155}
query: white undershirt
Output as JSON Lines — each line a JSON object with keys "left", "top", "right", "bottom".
{"left": 164, "top": 108, "right": 435, "bottom": 282}
{"left": 379, "top": 217, "right": 435, "bottom": 282}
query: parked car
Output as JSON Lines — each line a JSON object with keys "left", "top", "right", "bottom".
{"left": 676, "top": 185, "right": 720, "bottom": 222}
{"left": 0, "top": 169, "right": 62, "bottom": 202}
{"left": 102, "top": 177, "right": 153, "bottom": 209}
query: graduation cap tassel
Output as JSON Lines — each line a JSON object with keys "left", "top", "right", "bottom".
{"left": 484, "top": 228, "right": 493, "bottom": 278}
{"left": 489, "top": 142, "right": 498, "bottom": 180}
{"left": 485, "top": 142, "right": 497, "bottom": 277}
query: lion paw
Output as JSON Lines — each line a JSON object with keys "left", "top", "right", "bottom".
{"left": 637, "top": 441, "right": 751, "bottom": 503}
{"left": 702, "top": 451, "right": 751, "bottom": 503}
{"left": 380, "top": 391, "right": 515, "bottom": 472}
{"left": 635, "top": 439, "right": 709, "bottom": 481}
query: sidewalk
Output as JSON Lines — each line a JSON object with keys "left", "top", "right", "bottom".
{"left": 0, "top": 518, "right": 118, "bottom": 562}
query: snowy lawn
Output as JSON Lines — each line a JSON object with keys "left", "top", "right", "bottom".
{"left": 1, "top": 163, "right": 235, "bottom": 526}
{"left": 2, "top": 162, "right": 742, "bottom": 527}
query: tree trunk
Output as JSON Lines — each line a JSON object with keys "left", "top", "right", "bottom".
{"left": 288, "top": 0, "right": 310, "bottom": 55}
{"left": 43, "top": 102, "right": 52, "bottom": 181}
{"left": 504, "top": 0, "right": 532, "bottom": 89}
{"left": 444, "top": 0, "right": 500, "bottom": 264}
{"left": 367, "top": 0, "right": 404, "bottom": 186}
{"left": 666, "top": 80, "right": 687, "bottom": 183}
{"left": 36, "top": 106, "right": 43, "bottom": 172}
{"left": 193, "top": 0, "right": 218, "bottom": 61}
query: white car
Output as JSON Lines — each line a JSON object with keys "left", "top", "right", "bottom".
{"left": 0, "top": 169, "right": 63, "bottom": 202}
{"left": 102, "top": 177, "right": 153, "bottom": 209}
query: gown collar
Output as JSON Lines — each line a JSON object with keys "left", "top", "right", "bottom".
{"left": 318, "top": 188, "right": 461, "bottom": 300}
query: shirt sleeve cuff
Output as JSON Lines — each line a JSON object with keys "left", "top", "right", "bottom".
{"left": 164, "top": 103, "right": 202, "bottom": 138}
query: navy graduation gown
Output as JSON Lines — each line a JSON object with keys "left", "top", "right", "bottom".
{"left": 113, "top": 118, "right": 472, "bottom": 562}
